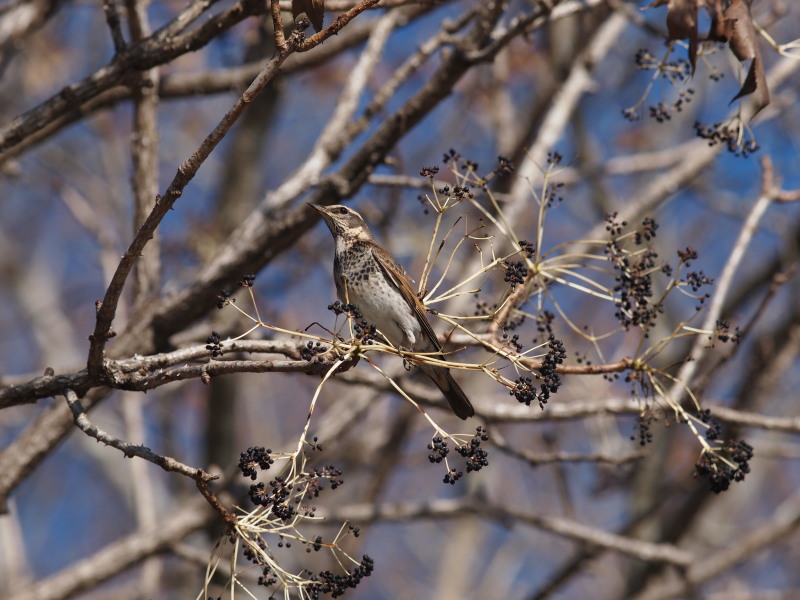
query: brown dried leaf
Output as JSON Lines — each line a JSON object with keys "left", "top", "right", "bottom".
{"left": 647, "top": 0, "right": 700, "bottom": 71}
{"left": 648, "top": 0, "right": 769, "bottom": 115}
{"left": 292, "top": 0, "right": 325, "bottom": 33}
{"left": 708, "top": 0, "right": 769, "bottom": 113}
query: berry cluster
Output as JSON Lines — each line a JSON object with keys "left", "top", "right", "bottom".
{"left": 684, "top": 270, "right": 713, "bottom": 294}
{"left": 305, "top": 465, "right": 344, "bottom": 496}
{"left": 606, "top": 219, "right": 663, "bottom": 331}
{"left": 328, "top": 301, "right": 361, "bottom": 317}
{"left": 419, "top": 165, "right": 440, "bottom": 178}
{"left": 437, "top": 184, "right": 473, "bottom": 200}
{"left": 328, "top": 302, "right": 377, "bottom": 343}
{"left": 696, "top": 409, "right": 723, "bottom": 441}
{"left": 510, "top": 336, "right": 565, "bottom": 408}
{"left": 547, "top": 151, "right": 563, "bottom": 165}
{"left": 632, "top": 412, "right": 654, "bottom": 446}
{"left": 493, "top": 155, "right": 515, "bottom": 176}
{"left": 538, "top": 335, "right": 566, "bottom": 404}
{"left": 240, "top": 274, "right": 256, "bottom": 287}
{"left": 694, "top": 120, "right": 759, "bottom": 157}
{"left": 216, "top": 289, "right": 233, "bottom": 309}
{"left": 427, "top": 436, "right": 449, "bottom": 463}
{"left": 239, "top": 446, "right": 274, "bottom": 480}
{"left": 545, "top": 180, "right": 564, "bottom": 207}
{"left": 473, "top": 294, "right": 497, "bottom": 317}
{"left": 241, "top": 539, "right": 277, "bottom": 587}
{"left": 518, "top": 239, "right": 535, "bottom": 258}
{"left": 715, "top": 320, "right": 741, "bottom": 344}
{"left": 205, "top": 331, "right": 224, "bottom": 357}
{"left": 443, "top": 467, "right": 462, "bottom": 485}
{"left": 442, "top": 148, "right": 460, "bottom": 164}
{"left": 353, "top": 320, "right": 377, "bottom": 343}
{"left": 535, "top": 310, "right": 555, "bottom": 337}
{"left": 249, "top": 476, "right": 295, "bottom": 519}
{"left": 301, "top": 341, "right": 328, "bottom": 362}
{"left": 503, "top": 333, "right": 523, "bottom": 353}
{"left": 604, "top": 212, "right": 626, "bottom": 236}
{"left": 503, "top": 260, "right": 528, "bottom": 289}
{"left": 308, "top": 555, "right": 374, "bottom": 599}
{"left": 677, "top": 246, "right": 698, "bottom": 265}
{"left": 457, "top": 427, "right": 490, "bottom": 474}
{"left": 635, "top": 217, "right": 658, "bottom": 245}
{"left": 694, "top": 440, "right": 754, "bottom": 493}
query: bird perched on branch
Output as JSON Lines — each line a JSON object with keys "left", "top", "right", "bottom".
{"left": 292, "top": 0, "right": 324, "bottom": 33}
{"left": 309, "top": 203, "right": 474, "bottom": 420}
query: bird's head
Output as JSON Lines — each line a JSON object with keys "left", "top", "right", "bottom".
{"left": 308, "top": 203, "right": 374, "bottom": 242}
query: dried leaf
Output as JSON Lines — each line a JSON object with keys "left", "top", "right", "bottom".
{"left": 292, "top": 0, "right": 325, "bottom": 33}
{"left": 647, "top": 0, "right": 700, "bottom": 71}
{"left": 709, "top": 0, "right": 769, "bottom": 113}
{"left": 647, "top": 0, "right": 769, "bottom": 115}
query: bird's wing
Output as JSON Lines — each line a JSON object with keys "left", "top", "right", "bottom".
{"left": 371, "top": 246, "right": 442, "bottom": 352}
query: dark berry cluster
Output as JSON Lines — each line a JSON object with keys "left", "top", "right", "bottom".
{"left": 648, "top": 93, "right": 693, "bottom": 121}
{"left": 694, "top": 120, "right": 759, "bottom": 157}
{"left": 328, "top": 301, "right": 362, "bottom": 318}
{"left": 328, "top": 302, "right": 377, "bottom": 343}
{"left": 241, "top": 538, "right": 277, "bottom": 586}
{"left": 635, "top": 217, "right": 658, "bottom": 245}
{"left": 305, "top": 465, "right": 344, "bottom": 496}
{"left": 442, "top": 148, "right": 460, "bottom": 164}
{"left": 545, "top": 180, "right": 564, "bottom": 207}
{"left": 301, "top": 341, "right": 327, "bottom": 362}
{"left": 677, "top": 246, "right": 698, "bottom": 265}
{"left": 634, "top": 47, "right": 655, "bottom": 68}
{"left": 715, "top": 320, "right": 741, "bottom": 344}
{"left": 684, "top": 270, "right": 713, "bottom": 293}
{"left": 510, "top": 336, "right": 565, "bottom": 408}
{"left": 631, "top": 411, "right": 654, "bottom": 446}
{"left": 500, "top": 312, "right": 526, "bottom": 333}
{"left": 427, "top": 436, "right": 449, "bottom": 463}
{"left": 308, "top": 555, "right": 374, "bottom": 599}
{"left": 608, "top": 244, "right": 661, "bottom": 330}
{"left": 353, "top": 320, "right": 377, "bottom": 343}
{"left": 457, "top": 427, "right": 490, "bottom": 473}
{"left": 547, "top": 151, "right": 563, "bottom": 165}
{"left": 239, "top": 274, "right": 256, "bottom": 287}
{"left": 694, "top": 440, "right": 754, "bottom": 493}
{"left": 216, "top": 289, "right": 232, "bottom": 309}
{"left": 535, "top": 310, "right": 555, "bottom": 336}
{"left": 239, "top": 446, "right": 274, "bottom": 480}
{"left": 503, "top": 260, "right": 528, "bottom": 289}
{"left": 473, "top": 294, "right": 497, "bottom": 317}
{"left": 205, "top": 331, "right": 224, "bottom": 357}
{"left": 604, "top": 212, "right": 627, "bottom": 236}
{"left": 451, "top": 185, "right": 474, "bottom": 200}
{"left": 696, "top": 409, "right": 723, "bottom": 441}
{"left": 503, "top": 333, "right": 523, "bottom": 353}
{"left": 537, "top": 335, "right": 566, "bottom": 405}
{"left": 518, "top": 240, "right": 535, "bottom": 258}
{"left": 494, "top": 155, "right": 514, "bottom": 176}
{"left": 419, "top": 165, "right": 440, "bottom": 178}
{"left": 443, "top": 468, "right": 462, "bottom": 485}
{"left": 249, "top": 476, "right": 295, "bottom": 520}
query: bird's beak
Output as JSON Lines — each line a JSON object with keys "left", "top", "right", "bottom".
{"left": 307, "top": 202, "right": 326, "bottom": 215}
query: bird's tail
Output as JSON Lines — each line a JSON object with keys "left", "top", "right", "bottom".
{"left": 421, "top": 364, "right": 474, "bottom": 420}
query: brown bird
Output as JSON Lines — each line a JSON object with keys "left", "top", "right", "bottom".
{"left": 291, "top": 0, "right": 324, "bottom": 33}
{"left": 309, "top": 203, "right": 474, "bottom": 420}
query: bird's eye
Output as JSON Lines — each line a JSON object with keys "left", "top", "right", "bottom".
{"left": 337, "top": 207, "right": 348, "bottom": 215}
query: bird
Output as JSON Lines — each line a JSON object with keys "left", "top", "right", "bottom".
{"left": 291, "top": 0, "right": 324, "bottom": 33}
{"left": 309, "top": 203, "right": 474, "bottom": 420}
